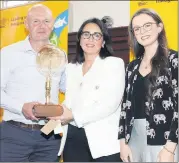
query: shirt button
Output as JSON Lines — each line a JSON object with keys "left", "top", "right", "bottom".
{"left": 95, "top": 86, "right": 99, "bottom": 90}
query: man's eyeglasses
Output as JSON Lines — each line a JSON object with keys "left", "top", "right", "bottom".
{"left": 132, "top": 22, "right": 157, "bottom": 35}
{"left": 81, "top": 31, "right": 103, "bottom": 41}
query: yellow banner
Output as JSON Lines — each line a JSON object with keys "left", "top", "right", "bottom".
{"left": 0, "top": 1, "right": 69, "bottom": 120}
{"left": 0, "top": 1, "right": 68, "bottom": 50}
{"left": 130, "top": 0, "right": 178, "bottom": 61}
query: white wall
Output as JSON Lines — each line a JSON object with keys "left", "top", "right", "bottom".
{"left": 68, "top": 1, "right": 130, "bottom": 32}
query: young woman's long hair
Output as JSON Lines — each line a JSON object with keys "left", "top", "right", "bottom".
{"left": 128, "top": 8, "right": 171, "bottom": 114}
{"left": 72, "top": 18, "right": 113, "bottom": 64}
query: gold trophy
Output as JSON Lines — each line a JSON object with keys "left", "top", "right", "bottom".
{"left": 33, "top": 44, "right": 67, "bottom": 118}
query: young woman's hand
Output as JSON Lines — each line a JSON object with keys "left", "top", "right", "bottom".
{"left": 157, "top": 148, "right": 174, "bottom": 162}
{"left": 120, "top": 139, "right": 133, "bottom": 162}
{"left": 157, "top": 141, "right": 176, "bottom": 162}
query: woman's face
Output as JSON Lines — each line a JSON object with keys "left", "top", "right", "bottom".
{"left": 80, "top": 23, "right": 104, "bottom": 56}
{"left": 132, "top": 14, "right": 163, "bottom": 47}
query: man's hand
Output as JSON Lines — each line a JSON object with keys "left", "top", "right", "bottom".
{"left": 22, "top": 102, "right": 39, "bottom": 121}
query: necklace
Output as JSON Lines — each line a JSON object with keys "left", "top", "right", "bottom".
{"left": 142, "top": 59, "right": 151, "bottom": 69}
{"left": 145, "top": 65, "right": 149, "bottom": 69}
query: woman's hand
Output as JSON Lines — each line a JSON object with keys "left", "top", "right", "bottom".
{"left": 48, "top": 105, "right": 73, "bottom": 125}
{"left": 157, "top": 141, "right": 176, "bottom": 162}
{"left": 59, "top": 105, "right": 73, "bottom": 125}
{"left": 120, "top": 139, "right": 133, "bottom": 162}
{"left": 157, "top": 148, "right": 174, "bottom": 162}
{"left": 48, "top": 116, "right": 61, "bottom": 120}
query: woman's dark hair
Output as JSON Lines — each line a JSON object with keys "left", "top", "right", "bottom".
{"left": 128, "top": 8, "right": 170, "bottom": 114}
{"left": 72, "top": 18, "right": 113, "bottom": 64}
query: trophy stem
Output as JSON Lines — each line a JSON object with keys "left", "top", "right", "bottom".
{"left": 45, "top": 76, "right": 51, "bottom": 104}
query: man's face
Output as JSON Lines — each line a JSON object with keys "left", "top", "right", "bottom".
{"left": 25, "top": 7, "right": 54, "bottom": 42}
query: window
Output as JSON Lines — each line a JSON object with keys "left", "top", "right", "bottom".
{"left": 0, "top": 1, "right": 43, "bottom": 9}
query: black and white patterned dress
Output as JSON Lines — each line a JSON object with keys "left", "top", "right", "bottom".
{"left": 118, "top": 49, "right": 178, "bottom": 145}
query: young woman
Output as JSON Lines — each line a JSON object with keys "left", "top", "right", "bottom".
{"left": 119, "top": 8, "right": 178, "bottom": 162}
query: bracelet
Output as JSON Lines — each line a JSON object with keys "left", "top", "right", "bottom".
{"left": 163, "top": 146, "right": 175, "bottom": 155}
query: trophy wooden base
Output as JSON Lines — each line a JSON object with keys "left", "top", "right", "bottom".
{"left": 33, "top": 104, "right": 63, "bottom": 118}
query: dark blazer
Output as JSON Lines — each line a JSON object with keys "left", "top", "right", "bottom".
{"left": 118, "top": 49, "right": 178, "bottom": 145}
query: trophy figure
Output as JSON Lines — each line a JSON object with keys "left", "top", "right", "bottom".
{"left": 33, "top": 44, "right": 67, "bottom": 118}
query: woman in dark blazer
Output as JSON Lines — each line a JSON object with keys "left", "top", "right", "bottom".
{"left": 118, "top": 8, "right": 178, "bottom": 162}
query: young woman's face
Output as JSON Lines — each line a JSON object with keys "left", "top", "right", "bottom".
{"left": 132, "top": 14, "right": 163, "bottom": 47}
{"left": 80, "top": 23, "right": 104, "bottom": 55}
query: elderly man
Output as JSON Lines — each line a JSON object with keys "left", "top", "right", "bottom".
{"left": 0, "top": 4, "right": 65, "bottom": 162}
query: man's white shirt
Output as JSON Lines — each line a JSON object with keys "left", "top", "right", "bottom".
{"left": 0, "top": 37, "right": 66, "bottom": 125}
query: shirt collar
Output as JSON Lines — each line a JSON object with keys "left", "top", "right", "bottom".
{"left": 23, "top": 36, "right": 51, "bottom": 53}
{"left": 23, "top": 36, "right": 36, "bottom": 53}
